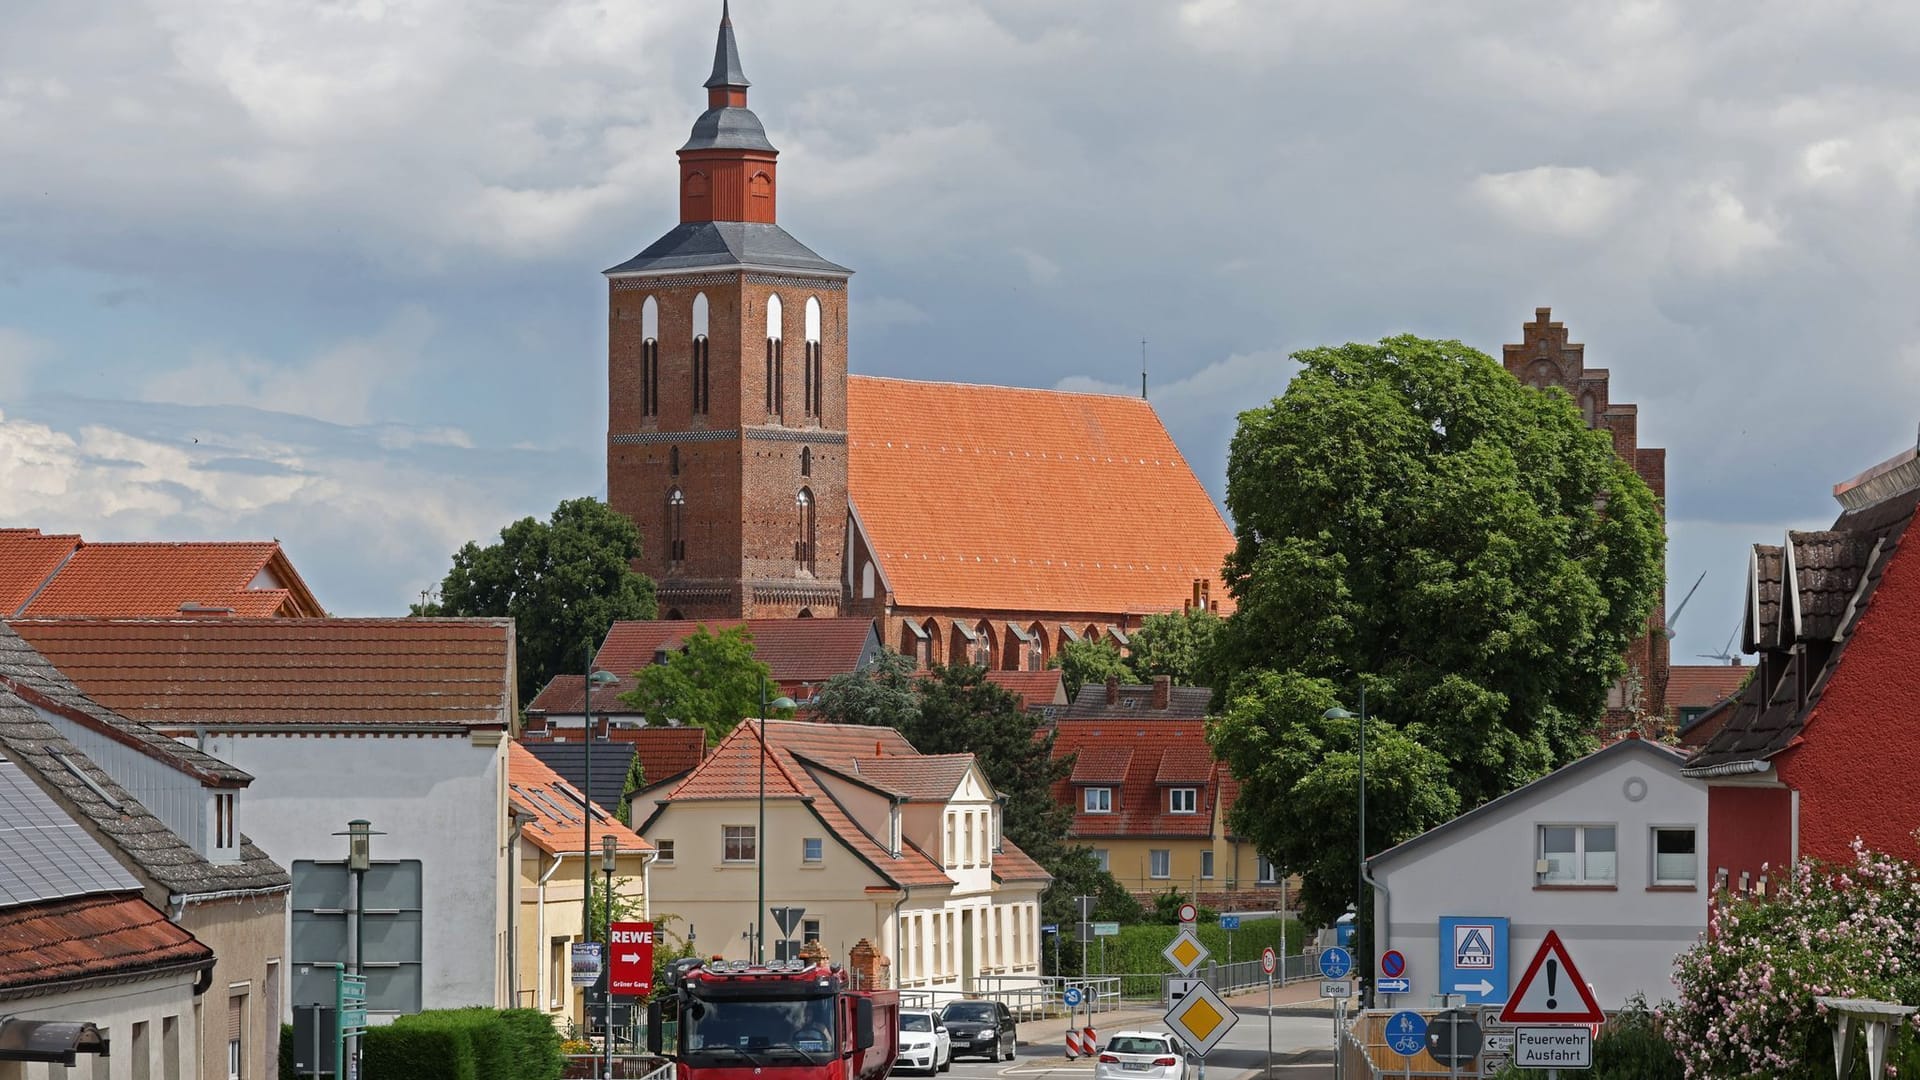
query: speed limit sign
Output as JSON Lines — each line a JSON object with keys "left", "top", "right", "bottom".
{"left": 1261, "top": 947, "right": 1277, "bottom": 975}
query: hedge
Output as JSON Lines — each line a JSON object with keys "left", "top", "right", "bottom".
{"left": 357, "top": 1007, "right": 562, "bottom": 1080}
{"left": 1092, "top": 916, "right": 1307, "bottom": 976}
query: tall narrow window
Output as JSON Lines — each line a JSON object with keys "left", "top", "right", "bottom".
{"left": 766, "top": 295, "right": 784, "bottom": 420}
{"left": 800, "top": 446, "right": 811, "bottom": 477}
{"left": 641, "top": 296, "right": 659, "bottom": 418}
{"left": 691, "top": 293, "right": 710, "bottom": 415}
{"left": 667, "top": 488, "right": 686, "bottom": 563}
{"left": 804, "top": 297, "right": 822, "bottom": 417}
{"left": 670, "top": 446, "right": 680, "bottom": 477}
{"left": 795, "top": 487, "right": 816, "bottom": 573}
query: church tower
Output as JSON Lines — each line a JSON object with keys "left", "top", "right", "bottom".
{"left": 605, "top": 3, "right": 851, "bottom": 619}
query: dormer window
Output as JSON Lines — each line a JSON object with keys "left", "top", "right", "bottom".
{"left": 1083, "top": 787, "right": 1112, "bottom": 814}
{"left": 213, "top": 792, "right": 237, "bottom": 856}
{"left": 1170, "top": 788, "right": 1197, "bottom": 814}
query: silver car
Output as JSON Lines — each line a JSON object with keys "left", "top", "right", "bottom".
{"left": 1095, "top": 1031, "right": 1189, "bottom": 1080}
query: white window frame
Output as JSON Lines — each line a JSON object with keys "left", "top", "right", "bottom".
{"left": 1256, "top": 856, "right": 1278, "bottom": 885}
{"left": 803, "top": 837, "right": 824, "bottom": 864}
{"left": 1650, "top": 826, "right": 1698, "bottom": 886}
{"left": 1093, "top": 849, "right": 1110, "bottom": 872}
{"left": 1536, "top": 824, "right": 1617, "bottom": 885}
{"left": 1083, "top": 787, "right": 1112, "bottom": 814}
{"left": 1149, "top": 849, "right": 1171, "bottom": 879}
{"left": 655, "top": 839, "right": 675, "bottom": 865}
{"left": 1169, "top": 787, "right": 1197, "bottom": 814}
{"left": 1200, "top": 850, "right": 1214, "bottom": 879}
{"left": 723, "top": 825, "right": 757, "bottom": 864}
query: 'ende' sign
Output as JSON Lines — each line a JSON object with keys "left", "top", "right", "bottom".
{"left": 1514, "top": 1027, "right": 1592, "bottom": 1069}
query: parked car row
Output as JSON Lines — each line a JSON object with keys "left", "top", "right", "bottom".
{"left": 892, "top": 1003, "right": 1191, "bottom": 1080}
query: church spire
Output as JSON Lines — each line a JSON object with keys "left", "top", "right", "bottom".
{"left": 705, "top": 1, "right": 750, "bottom": 99}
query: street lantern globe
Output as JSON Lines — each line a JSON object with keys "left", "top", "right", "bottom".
{"left": 1323, "top": 707, "right": 1357, "bottom": 720}
{"left": 347, "top": 819, "right": 373, "bottom": 872}
{"left": 770, "top": 696, "right": 796, "bottom": 711}
{"left": 601, "top": 833, "right": 618, "bottom": 873}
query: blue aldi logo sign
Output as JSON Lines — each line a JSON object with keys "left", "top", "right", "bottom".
{"left": 1437, "top": 916, "right": 1509, "bottom": 1005}
{"left": 1453, "top": 924, "right": 1496, "bottom": 969}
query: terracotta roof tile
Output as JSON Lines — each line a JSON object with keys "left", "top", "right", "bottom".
{"left": 1069, "top": 747, "right": 1133, "bottom": 784}
{"left": 990, "top": 839, "right": 1050, "bottom": 883}
{"left": 543, "top": 619, "right": 877, "bottom": 714}
{"left": 8, "top": 535, "right": 323, "bottom": 618}
{"left": 508, "top": 744, "right": 651, "bottom": 858}
{"left": 1065, "top": 683, "right": 1213, "bottom": 719}
{"left": 851, "top": 754, "right": 973, "bottom": 801}
{"left": 1154, "top": 746, "right": 1214, "bottom": 784}
{"left": 10, "top": 618, "right": 514, "bottom": 729}
{"left": 0, "top": 529, "right": 80, "bottom": 617}
{"left": 1052, "top": 721, "right": 1218, "bottom": 839}
{"left": 846, "top": 377, "right": 1234, "bottom": 613}
{"left": 984, "top": 670, "right": 1066, "bottom": 709}
{"left": 0, "top": 893, "right": 213, "bottom": 991}
{"left": 1667, "top": 665, "right": 1748, "bottom": 711}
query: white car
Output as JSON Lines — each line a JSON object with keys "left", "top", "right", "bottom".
{"left": 895, "top": 1009, "right": 952, "bottom": 1074}
{"left": 1095, "top": 1031, "right": 1189, "bottom": 1080}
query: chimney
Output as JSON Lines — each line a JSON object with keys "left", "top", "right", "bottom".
{"left": 1105, "top": 674, "right": 1121, "bottom": 706}
{"left": 875, "top": 741, "right": 883, "bottom": 757}
{"left": 1152, "top": 675, "right": 1171, "bottom": 711}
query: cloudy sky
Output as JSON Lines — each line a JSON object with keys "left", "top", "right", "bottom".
{"left": 3, "top": 0, "right": 1917, "bottom": 661}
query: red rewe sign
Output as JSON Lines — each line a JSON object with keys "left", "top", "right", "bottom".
{"left": 608, "top": 921, "right": 655, "bottom": 997}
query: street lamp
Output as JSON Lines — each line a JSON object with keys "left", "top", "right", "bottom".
{"left": 1324, "top": 689, "right": 1368, "bottom": 1004}
{"left": 756, "top": 677, "right": 797, "bottom": 963}
{"left": 333, "top": 818, "right": 381, "bottom": 1080}
{"left": 583, "top": 665, "right": 617, "bottom": 1043}
{"left": 602, "top": 834, "right": 618, "bottom": 1080}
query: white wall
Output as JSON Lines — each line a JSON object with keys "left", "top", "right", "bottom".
{"left": 206, "top": 730, "right": 508, "bottom": 1015}
{"left": 1371, "top": 744, "right": 1708, "bottom": 1010}
{"left": 0, "top": 970, "right": 200, "bottom": 1080}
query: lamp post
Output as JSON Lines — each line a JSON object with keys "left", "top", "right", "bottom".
{"left": 756, "top": 677, "right": 797, "bottom": 963}
{"left": 602, "top": 834, "right": 618, "bottom": 1080}
{"left": 1324, "top": 688, "right": 1368, "bottom": 1005}
{"left": 582, "top": 665, "right": 617, "bottom": 1043}
{"left": 336, "top": 818, "right": 380, "bottom": 1080}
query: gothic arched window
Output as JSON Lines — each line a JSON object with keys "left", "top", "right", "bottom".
{"left": 670, "top": 445, "right": 680, "bottom": 477}
{"left": 667, "top": 487, "right": 686, "bottom": 564}
{"left": 795, "top": 487, "right": 816, "bottom": 573}
{"left": 766, "top": 294, "right": 784, "bottom": 419}
{"left": 800, "top": 446, "right": 812, "bottom": 478}
{"left": 641, "top": 296, "right": 660, "bottom": 418}
{"left": 691, "top": 293, "right": 710, "bottom": 415}
{"left": 804, "top": 297, "right": 823, "bottom": 418}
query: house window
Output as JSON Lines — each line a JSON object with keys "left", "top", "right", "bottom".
{"left": 1083, "top": 787, "right": 1112, "bottom": 813}
{"left": 1201, "top": 850, "right": 1214, "bottom": 879}
{"left": 667, "top": 488, "right": 686, "bottom": 563}
{"left": 1538, "top": 825, "right": 1617, "bottom": 884}
{"left": 803, "top": 917, "right": 821, "bottom": 943}
{"left": 1170, "top": 788, "right": 1197, "bottom": 814}
{"left": 724, "top": 825, "right": 757, "bottom": 863}
{"left": 945, "top": 814, "right": 956, "bottom": 868}
{"left": 227, "top": 995, "right": 245, "bottom": 1080}
{"left": 655, "top": 839, "right": 675, "bottom": 865}
{"left": 795, "top": 488, "right": 816, "bottom": 572}
{"left": 1652, "top": 827, "right": 1698, "bottom": 885}
{"left": 1257, "top": 857, "right": 1278, "bottom": 885}
{"left": 803, "top": 837, "right": 823, "bottom": 864}
{"left": 1093, "top": 849, "right": 1109, "bottom": 871}
{"left": 1149, "top": 850, "right": 1171, "bottom": 879}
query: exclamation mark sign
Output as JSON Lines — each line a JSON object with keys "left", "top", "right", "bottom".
{"left": 1545, "top": 958, "right": 1558, "bottom": 1009}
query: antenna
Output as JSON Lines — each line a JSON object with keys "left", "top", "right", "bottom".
{"left": 1662, "top": 570, "right": 1708, "bottom": 639}
{"left": 1141, "top": 338, "right": 1148, "bottom": 399}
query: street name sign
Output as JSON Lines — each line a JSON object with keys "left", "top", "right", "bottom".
{"left": 1319, "top": 980, "right": 1352, "bottom": 999}
{"left": 1375, "top": 977, "right": 1411, "bottom": 994}
{"left": 608, "top": 921, "right": 655, "bottom": 997}
{"left": 1164, "top": 929, "right": 1209, "bottom": 974}
{"left": 1317, "top": 946, "right": 1352, "bottom": 980}
{"left": 1499, "top": 930, "right": 1604, "bottom": 1025}
{"left": 1093, "top": 921, "right": 1121, "bottom": 937}
{"left": 1484, "top": 1032, "right": 1515, "bottom": 1053}
{"left": 1162, "top": 979, "right": 1239, "bottom": 1055}
{"left": 1515, "top": 1026, "right": 1593, "bottom": 1069}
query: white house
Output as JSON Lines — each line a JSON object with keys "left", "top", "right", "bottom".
{"left": 1368, "top": 735, "right": 1707, "bottom": 1010}
{"left": 16, "top": 617, "right": 520, "bottom": 1019}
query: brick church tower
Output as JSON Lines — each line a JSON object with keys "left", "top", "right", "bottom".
{"left": 604, "top": 3, "right": 851, "bottom": 619}
{"left": 1504, "top": 308, "right": 1669, "bottom": 732}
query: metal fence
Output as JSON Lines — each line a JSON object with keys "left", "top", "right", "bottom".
{"left": 896, "top": 975, "right": 1126, "bottom": 1020}
{"left": 1340, "top": 1009, "right": 1503, "bottom": 1078}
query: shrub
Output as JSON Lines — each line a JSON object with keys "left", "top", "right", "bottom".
{"left": 497, "top": 1008, "right": 564, "bottom": 1080}
{"left": 280, "top": 1024, "right": 295, "bottom": 1080}
{"left": 364, "top": 1017, "right": 474, "bottom": 1080}
{"left": 363, "top": 1007, "right": 562, "bottom": 1080}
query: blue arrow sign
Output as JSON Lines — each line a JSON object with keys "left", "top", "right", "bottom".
{"left": 1042, "top": 924, "right": 1058, "bottom": 934}
{"left": 1376, "top": 977, "right": 1411, "bottom": 995}
{"left": 1318, "top": 947, "right": 1353, "bottom": 980}
{"left": 1219, "top": 915, "right": 1240, "bottom": 930}
{"left": 1385, "top": 1011, "right": 1428, "bottom": 1057}
{"left": 1063, "top": 986, "right": 1083, "bottom": 1007}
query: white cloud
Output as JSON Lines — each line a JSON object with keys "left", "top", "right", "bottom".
{"left": 1471, "top": 166, "right": 1639, "bottom": 239}
{"left": 1674, "top": 183, "right": 1781, "bottom": 272}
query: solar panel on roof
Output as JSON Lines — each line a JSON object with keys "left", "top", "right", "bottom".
{"left": 0, "top": 760, "right": 140, "bottom": 907}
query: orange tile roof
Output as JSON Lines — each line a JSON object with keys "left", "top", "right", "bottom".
{"left": 0, "top": 531, "right": 324, "bottom": 618}
{"left": 846, "top": 376, "right": 1235, "bottom": 614}
{"left": 985, "top": 669, "right": 1067, "bottom": 709}
{"left": 849, "top": 754, "right": 974, "bottom": 801}
{"left": 1667, "top": 664, "right": 1749, "bottom": 710}
{"left": 1051, "top": 720, "right": 1219, "bottom": 839}
{"left": 508, "top": 744, "right": 651, "bottom": 857}
{"left": 534, "top": 619, "right": 879, "bottom": 716}
{"left": 0, "top": 893, "right": 213, "bottom": 992}
{"left": 10, "top": 618, "right": 514, "bottom": 729}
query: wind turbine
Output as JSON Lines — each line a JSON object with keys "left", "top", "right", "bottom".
{"left": 1697, "top": 618, "right": 1742, "bottom": 665}
{"left": 1662, "top": 570, "right": 1708, "bottom": 639}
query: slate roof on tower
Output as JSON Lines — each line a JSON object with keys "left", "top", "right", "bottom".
{"left": 846, "top": 377, "right": 1234, "bottom": 613}
{"left": 604, "top": 221, "right": 848, "bottom": 276}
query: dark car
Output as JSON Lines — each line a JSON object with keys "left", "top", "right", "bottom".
{"left": 939, "top": 1000, "right": 1016, "bottom": 1062}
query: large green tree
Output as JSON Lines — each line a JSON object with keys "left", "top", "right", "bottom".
{"left": 414, "top": 497, "right": 656, "bottom": 707}
{"left": 619, "top": 627, "right": 783, "bottom": 744}
{"left": 1049, "top": 638, "right": 1132, "bottom": 700}
{"left": 1207, "top": 335, "right": 1663, "bottom": 925}
{"left": 1124, "top": 608, "right": 1223, "bottom": 687}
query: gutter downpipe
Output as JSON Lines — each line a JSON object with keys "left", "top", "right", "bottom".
{"left": 641, "top": 849, "right": 658, "bottom": 920}
{"left": 888, "top": 890, "right": 908, "bottom": 989}
{"left": 538, "top": 854, "right": 567, "bottom": 1011}
{"left": 1363, "top": 855, "right": 1389, "bottom": 1003}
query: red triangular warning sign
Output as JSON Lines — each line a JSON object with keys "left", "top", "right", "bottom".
{"left": 1498, "top": 930, "right": 1604, "bottom": 1024}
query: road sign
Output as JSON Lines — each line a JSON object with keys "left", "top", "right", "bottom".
{"left": 1380, "top": 949, "right": 1406, "bottom": 978}
{"left": 1094, "top": 921, "right": 1121, "bottom": 937}
{"left": 770, "top": 906, "right": 807, "bottom": 939}
{"left": 1318, "top": 980, "right": 1352, "bottom": 999}
{"left": 1177, "top": 902, "right": 1198, "bottom": 925}
{"left": 1261, "top": 947, "right": 1277, "bottom": 975}
{"left": 1317, "top": 946, "right": 1352, "bottom": 980}
{"left": 1484, "top": 1032, "right": 1515, "bottom": 1053}
{"left": 1383, "top": 1011, "right": 1428, "bottom": 1057}
{"left": 1162, "top": 978, "right": 1239, "bottom": 1055}
{"left": 1375, "top": 977, "right": 1411, "bottom": 994}
{"left": 1063, "top": 986, "right": 1083, "bottom": 1007}
{"left": 1499, "top": 930, "right": 1604, "bottom": 1024}
{"left": 608, "top": 921, "right": 655, "bottom": 997}
{"left": 1219, "top": 914, "right": 1240, "bottom": 930}
{"left": 1426, "top": 1009, "right": 1482, "bottom": 1067}
{"left": 1515, "top": 1026, "right": 1593, "bottom": 1069}
{"left": 1042, "top": 924, "right": 1059, "bottom": 934}
{"left": 1164, "top": 929, "right": 1209, "bottom": 974}
{"left": 1168, "top": 977, "right": 1202, "bottom": 1004}
{"left": 1438, "top": 916, "right": 1508, "bottom": 1006}
{"left": 570, "top": 942, "right": 603, "bottom": 987}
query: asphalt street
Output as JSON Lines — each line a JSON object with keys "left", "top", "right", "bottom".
{"left": 893, "top": 1007, "right": 1339, "bottom": 1080}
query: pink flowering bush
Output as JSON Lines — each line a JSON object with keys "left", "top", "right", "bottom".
{"left": 1667, "top": 841, "right": 1920, "bottom": 1078}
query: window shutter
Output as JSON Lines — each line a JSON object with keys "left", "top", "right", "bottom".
{"left": 228, "top": 995, "right": 244, "bottom": 1041}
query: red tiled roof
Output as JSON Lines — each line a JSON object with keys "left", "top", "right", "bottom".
{"left": 619, "top": 727, "right": 709, "bottom": 786}
{"left": 9, "top": 618, "right": 515, "bottom": 729}
{"left": 850, "top": 754, "right": 974, "bottom": 801}
{"left": 1667, "top": 665, "right": 1749, "bottom": 711}
{"left": 991, "top": 839, "right": 1050, "bottom": 883}
{"left": 508, "top": 744, "right": 651, "bottom": 857}
{"left": 1052, "top": 720, "right": 1219, "bottom": 838}
{"left": 1, "top": 532, "right": 324, "bottom": 618}
{"left": 985, "top": 669, "right": 1066, "bottom": 709}
{"left": 0, "top": 893, "right": 213, "bottom": 992}
{"left": 549, "top": 619, "right": 876, "bottom": 714}
{"left": 846, "top": 377, "right": 1235, "bottom": 614}
{"left": 0, "top": 529, "right": 80, "bottom": 617}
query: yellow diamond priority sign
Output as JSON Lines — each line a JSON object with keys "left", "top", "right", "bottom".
{"left": 1163, "top": 928, "right": 1209, "bottom": 974}
{"left": 1162, "top": 978, "right": 1238, "bottom": 1055}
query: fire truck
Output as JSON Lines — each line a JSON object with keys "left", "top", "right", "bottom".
{"left": 648, "top": 959, "right": 899, "bottom": 1080}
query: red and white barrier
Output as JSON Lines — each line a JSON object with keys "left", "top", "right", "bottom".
{"left": 1065, "top": 1029, "right": 1083, "bottom": 1058}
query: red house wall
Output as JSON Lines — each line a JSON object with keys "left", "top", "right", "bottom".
{"left": 1776, "top": 536, "right": 1920, "bottom": 864}
{"left": 1707, "top": 785, "right": 1793, "bottom": 886}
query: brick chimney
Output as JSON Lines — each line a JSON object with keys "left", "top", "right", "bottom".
{"left": 1152, "top": 675, "right": 1171, "bottom": 711}
{"left": 848, "top": 938, "right": 889, "bottom": 989}
{"left": 1106, "top": 674, "right": 1121, "bottom": 706}
{"left": 799, "top": 938, "right": 829, "bottom": 964}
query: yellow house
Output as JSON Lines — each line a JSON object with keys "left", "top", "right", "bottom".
{"left": 508, "top": 744, "right": 653, "bottom": 1029}
{"left": 639, "top": 720, "right": 1051, "bottom": 992}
